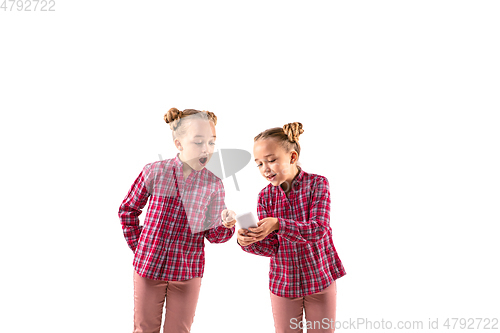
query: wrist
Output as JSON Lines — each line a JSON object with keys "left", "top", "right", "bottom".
{"left": 274, "top": 218, "right": 280, "bottom": 231}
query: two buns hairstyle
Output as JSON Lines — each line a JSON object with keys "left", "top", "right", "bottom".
{"left": 254, "top": 122, "right": 304, "bottom": 161}
{"left": 282, "top": 122, "right": 304, "bottom": 143}
{"left": 164, "top": 108, "right": 217, "bottom": 140}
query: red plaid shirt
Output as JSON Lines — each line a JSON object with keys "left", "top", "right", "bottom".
{"left": 119, "top": 154, "right": 235, "bottom": 281}
{"left": 240, "top": 168, "right": 346, "bottom": 297}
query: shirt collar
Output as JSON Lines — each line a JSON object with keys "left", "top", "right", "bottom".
{"left": 285, "top": 166, "right": 305, "bottom": 192}
{"left": 174, "top": 153, "right": 203, "bottom": 174}
{"left": 174, "top": 153, "right": 183, "bottom": 168}
{"left": 293, "top": 166, "right": 305, "bottom": 184}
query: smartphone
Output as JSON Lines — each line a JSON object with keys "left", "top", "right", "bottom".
{"left": 235, "top": 212, "right": 259, "bottom": 229}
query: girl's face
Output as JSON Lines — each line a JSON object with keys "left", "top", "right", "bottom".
{"left": 175, "top": 119, "right": 216, "bottom": 171}
{"left": 253, "top": 138, "right": 298, "bottom": 190}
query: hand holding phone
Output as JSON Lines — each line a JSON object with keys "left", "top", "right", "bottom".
{"left": 235, "top": 212, "right": 258, "bottom": 229}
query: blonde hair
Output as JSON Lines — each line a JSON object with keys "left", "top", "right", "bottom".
{"left": 164, "top": 108, "right": 217, "bottom": 140}
{"left": 254, "top": 122, "right": 304, "bottom": 161}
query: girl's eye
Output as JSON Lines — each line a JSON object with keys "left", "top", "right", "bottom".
{"left": 194, "top": 142, "right": 215, "bottom": 146}
{"left": 256, "top": 163, "right": 262, "bottom": 168}
{"left": 269, "top": 159, "right": 276, "bottom": 163}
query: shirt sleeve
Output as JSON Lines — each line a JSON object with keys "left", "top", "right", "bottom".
{"left": 118, "top": 165, "right": 151, "bottom": 252}
{"left": 204, "top": 182, "right": 235, "bottom": 243}
{"left": 239, "top": 191, "right": 279, "bottom": 257}
{"left": 277, "top": 176, "right": 331, "bottom": 244}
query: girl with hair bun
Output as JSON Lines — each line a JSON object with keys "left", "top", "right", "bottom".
{"left": 118, "top": 108, "right": 236, "bottom": 333}
{"left": 237, "top": 122, "right": 346, "bottom": 333}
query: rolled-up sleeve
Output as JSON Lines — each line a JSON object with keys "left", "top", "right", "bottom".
{"left": 204, "top": 182, "right": 235, "bottom": 243}
{"left": 118, "top": 165, "right": 151, "bottom": 252}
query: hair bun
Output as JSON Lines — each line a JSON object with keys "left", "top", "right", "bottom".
{"left": 164, "top": 108, "right": 183, "bottom": 130}
{"left": 204, "top": 111, "right": 218, "bottom": 126}
{"left": 283, "top": 122, "right": 304, "bottom": 143}
{"left": 164, "top": 108, "right": 182, "bottom": 123}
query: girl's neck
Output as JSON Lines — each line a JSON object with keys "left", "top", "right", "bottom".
{"left": 179, "top": 154, "right": 193, "bottom": 179}
{"left": 281, "top": 166, "right": 300, "bottom": 196}
{"left": 182, "top": 166, "right": 192, "bottom": 180}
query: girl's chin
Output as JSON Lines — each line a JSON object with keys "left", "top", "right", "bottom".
{"left": 269, "top": 178, "right": 280, "bottom": 186}
{"left": 192, "top": 163, "right": 205, "bottom": 170}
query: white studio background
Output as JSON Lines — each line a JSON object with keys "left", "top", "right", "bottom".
{"left": 1, "top": 1, "right": 499, "bottom": 332}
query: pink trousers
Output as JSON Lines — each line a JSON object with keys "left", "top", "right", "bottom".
{"left": 270, "top": 280, "right": 337, "bottom": 333}
{"left": 133, "top": 270, "right": 202, "bottom": 333}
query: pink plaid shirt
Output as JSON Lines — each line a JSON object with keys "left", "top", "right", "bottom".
{"left": 240, "top": 168, "right": 346, "bottom": 297}
{"left": 119, "top": 154, "right": 235, "bottom": 281}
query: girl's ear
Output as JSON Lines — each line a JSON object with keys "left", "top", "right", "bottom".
{"left": 290, "top": 151, "right": 298, "bottom": 164}
{"left": 174, "top": 138, "right": 183, "bottom": 151}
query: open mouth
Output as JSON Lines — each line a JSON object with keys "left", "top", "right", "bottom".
{"left": 199, "top": 157, "right": 208, "bottom": 166}
{"left": 266, "top": 174, "right": 276, "bottom": 181}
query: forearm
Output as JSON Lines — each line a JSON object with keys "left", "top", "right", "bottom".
{"left": 118, "top": 168, "right": 150, "bottom": 252}
{"left": 119, "top": 202, "right": 145, "bottom": 251}
{"left": 238, "top": 231, "right": 278, "bottom": 257}
{"left": 121, "top": 223, "right": 143, "bottom": 252}
{"left": 205, "top": 223, "right": 235, "bottom": 243}
{"left": 277, "top": 217, "right": 327, "bottom": 243}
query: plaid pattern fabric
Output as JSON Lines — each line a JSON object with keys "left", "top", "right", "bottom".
{"left": 241, "top": 168, "right": 346, "bottom": 297}
{"left": 119, "top": 153, "right": 235, "bottom": 281}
